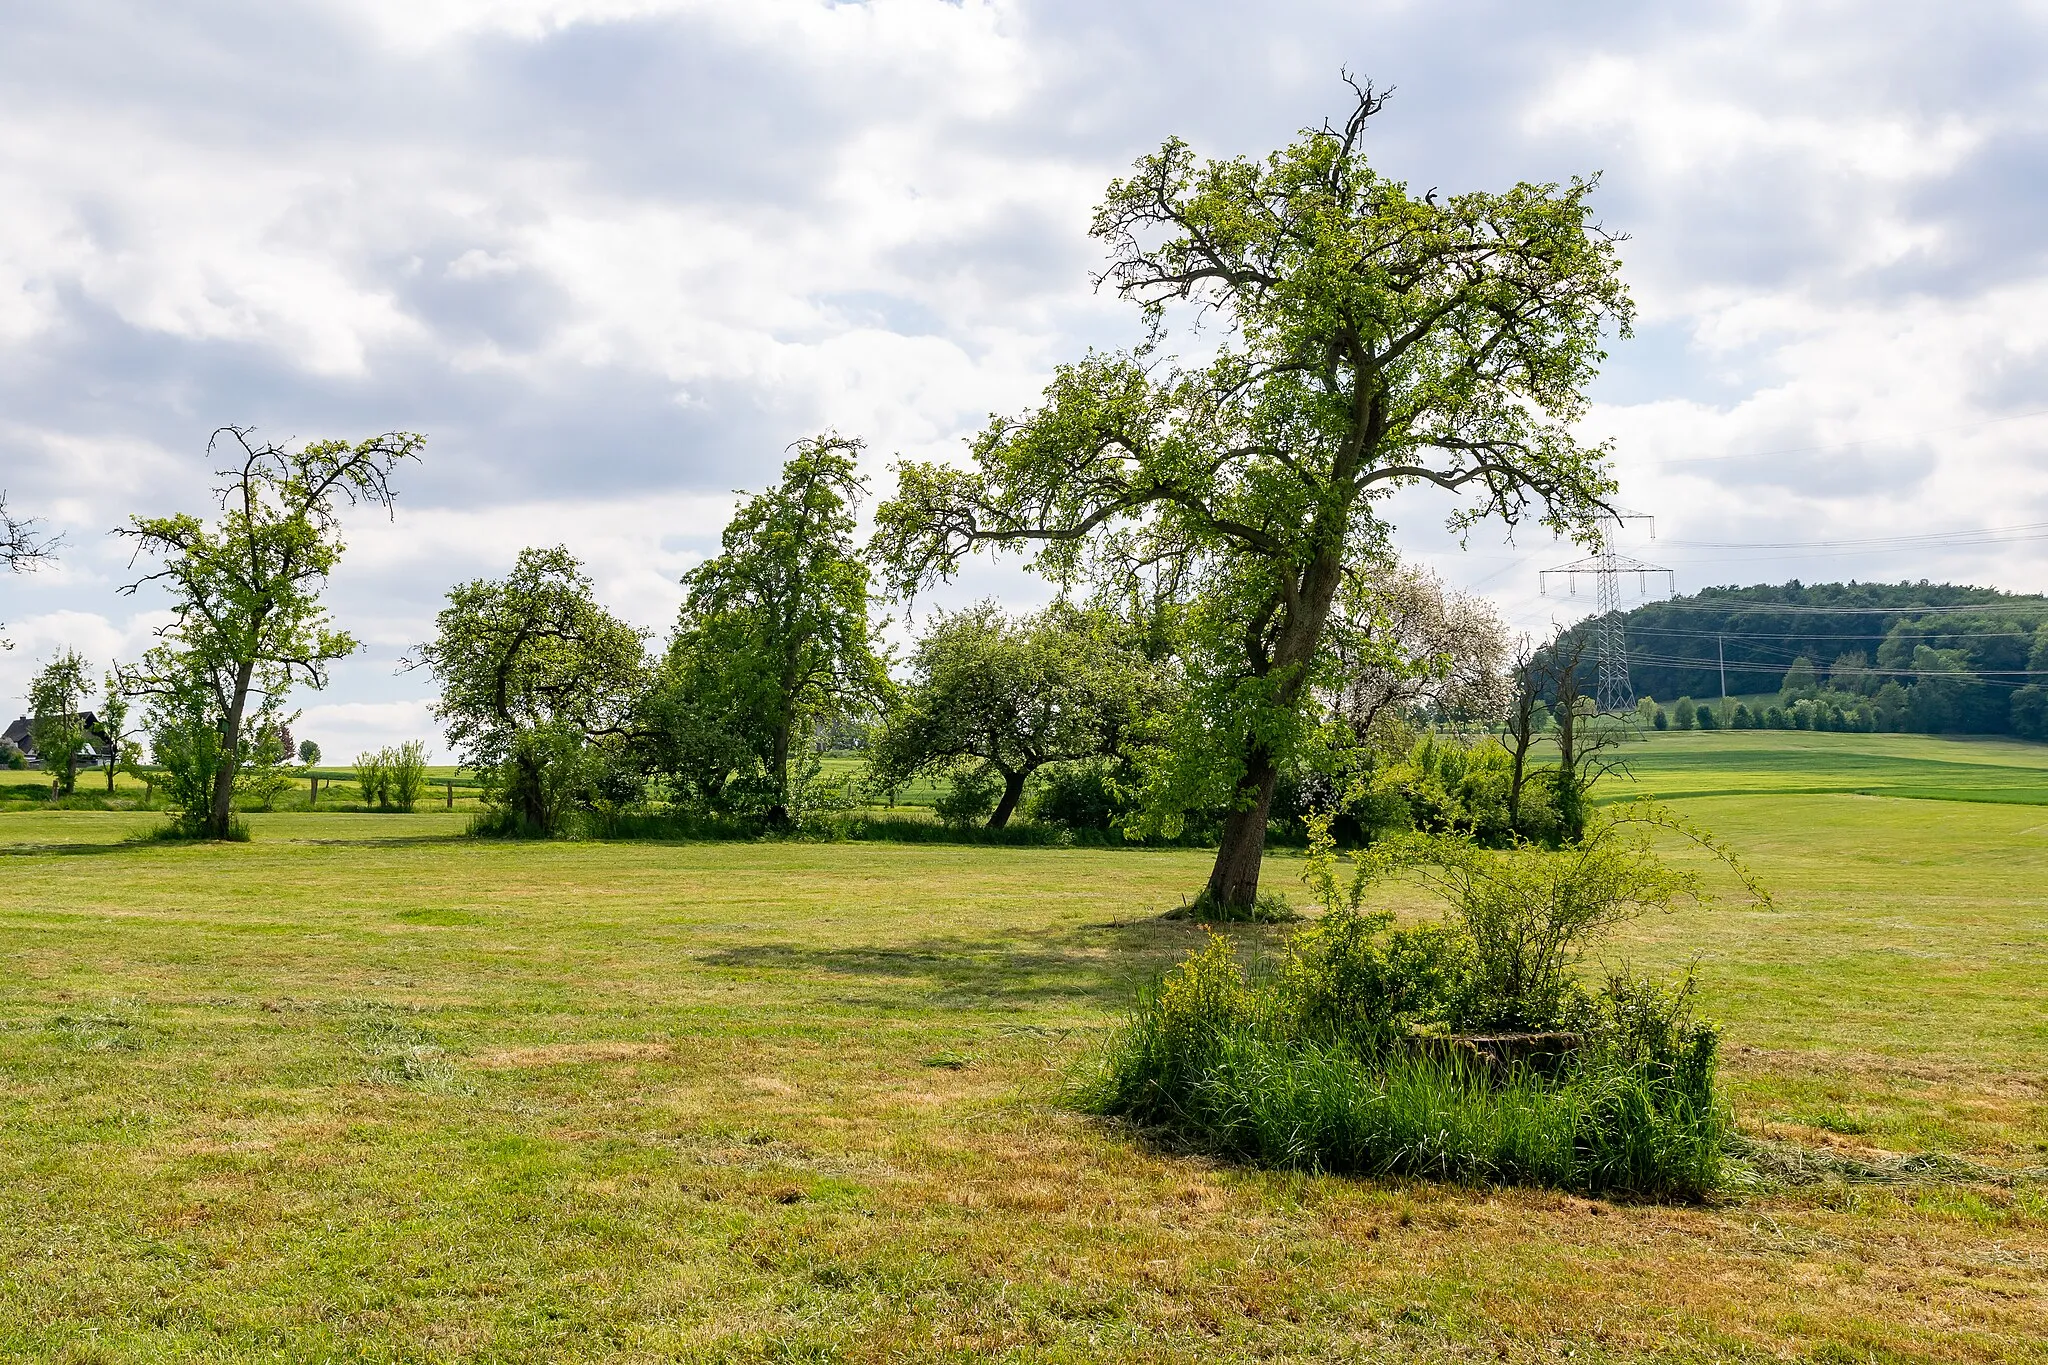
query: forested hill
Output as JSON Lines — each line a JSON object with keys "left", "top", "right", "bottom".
{"left": 1601, "top": 581, "right": 2048, "bottom": 737}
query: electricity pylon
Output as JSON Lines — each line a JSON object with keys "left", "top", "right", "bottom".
{"left": 1538, "top": 511, "right": 1674, "bottom": 713}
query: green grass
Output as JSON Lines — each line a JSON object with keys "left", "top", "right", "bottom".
{"left": 1084, "top": 1024, "right": 1729, "bottom": 1198}
{"left": 1609, "top": 728, "right": 2048, "bottom": 805}
{"left": 0, "top": 738, "right": 2044, "bottom": 1359}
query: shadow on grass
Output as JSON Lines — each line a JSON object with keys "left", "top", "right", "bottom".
{"left": 0, "top": 840, "right": 141, "bottom": 858}
{"left": 0, "top": 827, "right": 473, "bottom": 856}
{"left": 285, "top": 833, "right": 475, "bottom": 849}
{"left": 697, "top": 918, "right": 1282, "bottom": 1010}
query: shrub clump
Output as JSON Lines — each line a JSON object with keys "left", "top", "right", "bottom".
{"left": 1080, "top": 804, "right": 1765, "bottom": 1199}
{"left": 355, "top": 741, "right": 430, "bottom": 812}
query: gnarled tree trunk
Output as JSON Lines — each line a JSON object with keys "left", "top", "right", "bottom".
{"left": 1205, "top": 752, "right": 1279, "bottom": 908}
{"left": 987, "top": 767, "right": 1029, "bottom": 829}
{"left": 1202, "top": 544, "right": 1347, "bottom": 910}
{"left": 206, "top": 660, "right": 256, "bottom": 839}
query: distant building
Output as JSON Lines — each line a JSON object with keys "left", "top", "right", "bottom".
{"left": 3, "top": 713, "right": 116, "bottom": 768}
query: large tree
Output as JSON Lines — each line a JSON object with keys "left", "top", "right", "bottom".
{"left": 118, "top": 429, "right": 423, "bottom": 838}
{"left": 408, "top": 545, "right": 647, "bottom": 833}
{"left": 873, "top": 82, "right": 1629, "bottom": 908}
{"left": 652, "top": 435, "right": 888, "bottom": 824}
{"left": 28, "top": 649, "right": 93, "bottom": 796}
{"left": 871, "top": 602, "right": 1167, "bottom": 828}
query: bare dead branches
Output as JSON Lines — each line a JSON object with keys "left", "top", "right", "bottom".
{"left": 1, "top": 492, "right": 61, "bottom": 573}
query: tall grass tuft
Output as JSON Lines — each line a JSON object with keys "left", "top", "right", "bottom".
{"left": 1081, "top": 967, "right": 1728, "bottom": 1198}
{"left": 1078, "top": 804, "right": 1760, "bottom": 1200}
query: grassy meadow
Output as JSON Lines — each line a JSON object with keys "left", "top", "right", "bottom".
{"left": 0, "top": 733, "right": 2044, "bottom": 1361}
{"left": 1613, "top": 728, "right": 2048, "bottom": 805}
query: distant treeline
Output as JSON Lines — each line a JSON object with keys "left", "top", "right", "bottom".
{"left": 1580, "top": 581, "right": 2048, "bottom": 739}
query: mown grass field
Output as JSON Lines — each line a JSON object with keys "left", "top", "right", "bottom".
{"left": 0, "top": 734, "right": 2044, "bottom": 1361}
{"left": 1613, "top": 729, "right": 2048, "bottom": 805}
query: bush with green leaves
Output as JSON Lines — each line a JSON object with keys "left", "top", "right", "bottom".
{"left": 240, "top": 726, "right": 296, "bottom": 811}
{"left": 1398, "top": 828, "right": 1697, "bottom": 1030}
{"left": 1082, "top": 804, "right": 1764, "bottom": 1197}
{"left": 144, "top": 662, "right": 247, "bottom": 838}
{"left": 349, "top": 741, "right": 430, "bottom": 812}
{"left": 931, "top": 765, "right": 1001, "bottom": 828}
{"left": 1300, "top": 733, "right": 1566, "bottom": 851}
{"left": 355, "top": 750, "right": 388, "bottom": 808}
{"left": 473, "top": 723, "right": 591, "bottom": 837}
{"left": 386, "top": 741, "right": 428, "bottom": 812}
{"left": 1027, "top": 757, "right": 1145, "bottom": 835}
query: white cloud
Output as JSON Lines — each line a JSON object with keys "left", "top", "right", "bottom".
{"left": 5, "top": 0, "right": 2048, "bottom": 751}
{"left": 294, "top": 698, "right": 443, "bottom": 762}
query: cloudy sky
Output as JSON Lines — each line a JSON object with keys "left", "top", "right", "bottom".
{"left": 3, "top": 0, "right": 2046, "bottom": 757}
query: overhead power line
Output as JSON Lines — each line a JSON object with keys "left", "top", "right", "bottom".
{"left": 1659, "top": 521, "right": 2048, "bottom": 550}
{"left": 1538, "top": 511, "right": 1670, "bottom": 711}
{"left": 1632, "top": 627, "right": 2043, "bottom": 641}
{"left": 1623, "top": 649, "right": 2039, "bottom": 685}
{"left": 1638, "top": 599, "right": 2048, "bottom": 616}
{"left": 1645, "top": 408, "right": 2048, "bottom": 470}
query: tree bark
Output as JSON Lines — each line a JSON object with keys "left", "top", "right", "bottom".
{"left": 1506, "top": 732, "right": 1529, "bottom": 830}
{"left": 987, "top": 768, "right": 1029, "bottom": 829}
{"left": 513, "top": 747, "right": 546, "bottom": 832}
{"left": 207, "top": 660, "right": 256, "bottom": 838}
{"left": 1202, "top": 542, "right": 1348, "bottom": 910}
{"left": 1206, "top": 754, "right": 1279, "bottom": 909}
{"left": 766, "top": 717, "right": 792, "bottom": 827}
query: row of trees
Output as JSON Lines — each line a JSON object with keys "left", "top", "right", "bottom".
{"left": 10, "top": 85, "right": 1638, "bottom": 910}
{"left": 1624, "top": 631, "right": 2048, "bottom": 740}
{"left": 1605, "top": 583, "right": 2048, "bottom": 738}
{"left": 1780, "top": 635, "right": 2048, "bottom": 739}
{"left": 406, "top": 435, "right": 1631, "bottom": 884}
{"left": 397, "top": 82, "right": 1637, "bottom": 909}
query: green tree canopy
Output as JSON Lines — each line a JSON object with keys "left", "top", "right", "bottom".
{"left": 1779, "top": 655, "right": 1819, "bottom": 698}
{"left": 1827, "top": 651, "right": 1871, "bottom": 695}
{"left": 409, "top": 546, "right": 647, "bottom": 832}
{"left": 1906, "top": 645, "right": 1983, "bottom": 734}
{"left": 28, "top": 648, "right": 93, "bottom": 796}
{"left": 647, "top": 435, "right": 888, "bottom": 824}
{"left": 118, "top": 427, "right": 424, "bottom": 838}
{"left": 96, "top": 672, "right": 132, "bottom": 795}
{"left": 871, "top": 82, "right": 1629, "bottom": 908}
{"left": 870, "top": 602, "right": 1170, "bottom": 828}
